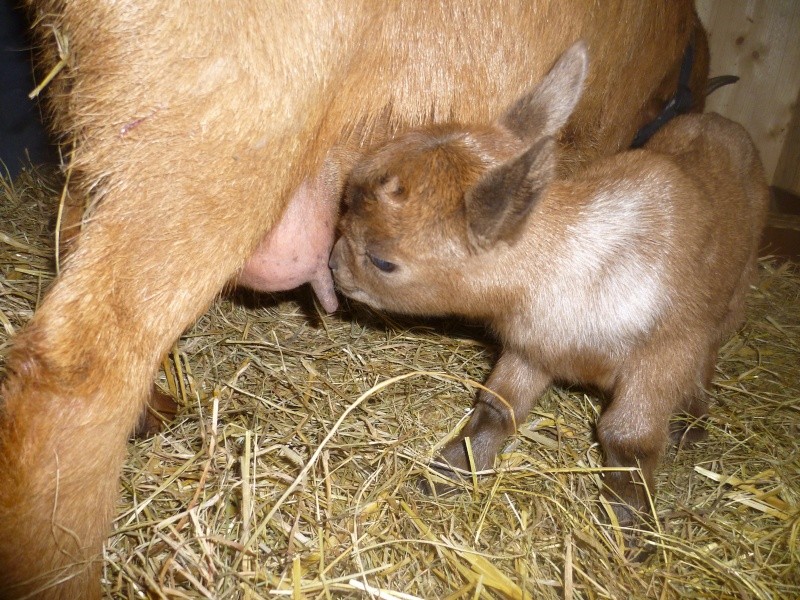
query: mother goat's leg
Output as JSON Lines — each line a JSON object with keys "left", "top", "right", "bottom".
{"left": 0, "top": 152, "right": 303, "bottom": 599}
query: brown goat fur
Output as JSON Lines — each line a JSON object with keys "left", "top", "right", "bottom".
{"left": 331, "top": 42, "right": 768, "bottom": 540}
{"left": 1, "top": 2, "right": 706, "bottom": 598}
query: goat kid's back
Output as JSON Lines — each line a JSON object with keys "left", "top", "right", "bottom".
{"left": 527, "top": 111, "right": 768, "bottom": 366}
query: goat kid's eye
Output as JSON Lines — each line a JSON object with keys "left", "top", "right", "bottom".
{"left": 367, "top": 252, "right": 397, "bottom": 273}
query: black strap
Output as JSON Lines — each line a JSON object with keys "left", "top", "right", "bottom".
{"left": 631, "top": 39, "right": 695, "bottom": 148}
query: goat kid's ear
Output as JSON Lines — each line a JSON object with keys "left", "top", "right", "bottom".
{"left": 467, "top": 40, "right": 586, "bottom": 250}
{"left": 465, "top": 136, "right": 555, "bottom": 251}
{"left": 500, "top": 40, "right": 588, "bottom": 142}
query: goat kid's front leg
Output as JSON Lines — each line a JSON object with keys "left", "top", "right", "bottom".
{"left": 597, "top": 357, "right": 682, "bottom": 538}
{"left": 426, "top": 351, "right": 551, "bottom": 492}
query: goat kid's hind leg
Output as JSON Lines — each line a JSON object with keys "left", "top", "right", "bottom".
{"left": 670, "top": 251, "right": 762, "bottom": 449}
{"left": 670, "top": 391, "right": 709, "bottom": 448}
{"left": 670, "top": 345, "right": 716, "bottom": 448}
{"left": 670, "top": 250, "right": 761, "bottom": 448}
{"left": 425, "top": 351, "right": 551, "bottom": 492}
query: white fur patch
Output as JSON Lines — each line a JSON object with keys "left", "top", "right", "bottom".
{"left": 507, "top": 183, "right": 674, "bottom": 355}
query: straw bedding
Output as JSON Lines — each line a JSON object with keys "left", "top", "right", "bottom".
{"left": 1, "top": 166, "right": 798, "bottom": 599}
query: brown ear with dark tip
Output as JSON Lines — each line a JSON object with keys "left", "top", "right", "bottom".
{"left": 465, "top": 136, "right": 555, "bottom": 250}
{"left": 465, "top": 40, "right": 588, "bottom": 251}
{"left": 500, "top": 40, "right": 589, "bottom": 143}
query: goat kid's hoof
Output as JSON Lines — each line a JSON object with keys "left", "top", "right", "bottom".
{"left": 616, "top": 527, "right": 658, "bottom": 563}
{"left": 669, "top": 418, "right": 709, "bottom": 448}
{"left": 416, "top": 462, "right": 473, "bottom": 497}
{"left": 602, "top": 529, "right": 658, "bottom": 563}
{"left": 602, "top": 499, "right": 658, "bottom": 562}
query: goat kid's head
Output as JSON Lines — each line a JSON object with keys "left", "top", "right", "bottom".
{"left": 330, "top": 41, "right": 588, "bottom": 315}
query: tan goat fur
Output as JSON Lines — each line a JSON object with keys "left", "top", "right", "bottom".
{"left": 331, "top": 42, "right": 768, "bottom": 535}
{"left": 0, "top": 2, "right": 706, "bottom": 597}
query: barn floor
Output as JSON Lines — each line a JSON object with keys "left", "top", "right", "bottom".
{"left": 1, "top": 166, "right": 798, "bottom": 600}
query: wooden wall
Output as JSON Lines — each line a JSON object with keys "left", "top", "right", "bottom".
{"left": 696, "top": 0, "right": 800, "bottom": 195}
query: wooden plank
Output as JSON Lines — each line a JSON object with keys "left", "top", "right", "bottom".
{"left": 696, "top": 0, "right": 800, "bottom": 193}
{"left": 774, "top": 87, "right": 800, "bottom": 194}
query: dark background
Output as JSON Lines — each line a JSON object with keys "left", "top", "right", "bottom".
{"left": 1, "top": 1, "right": 56, "bottom": 179}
